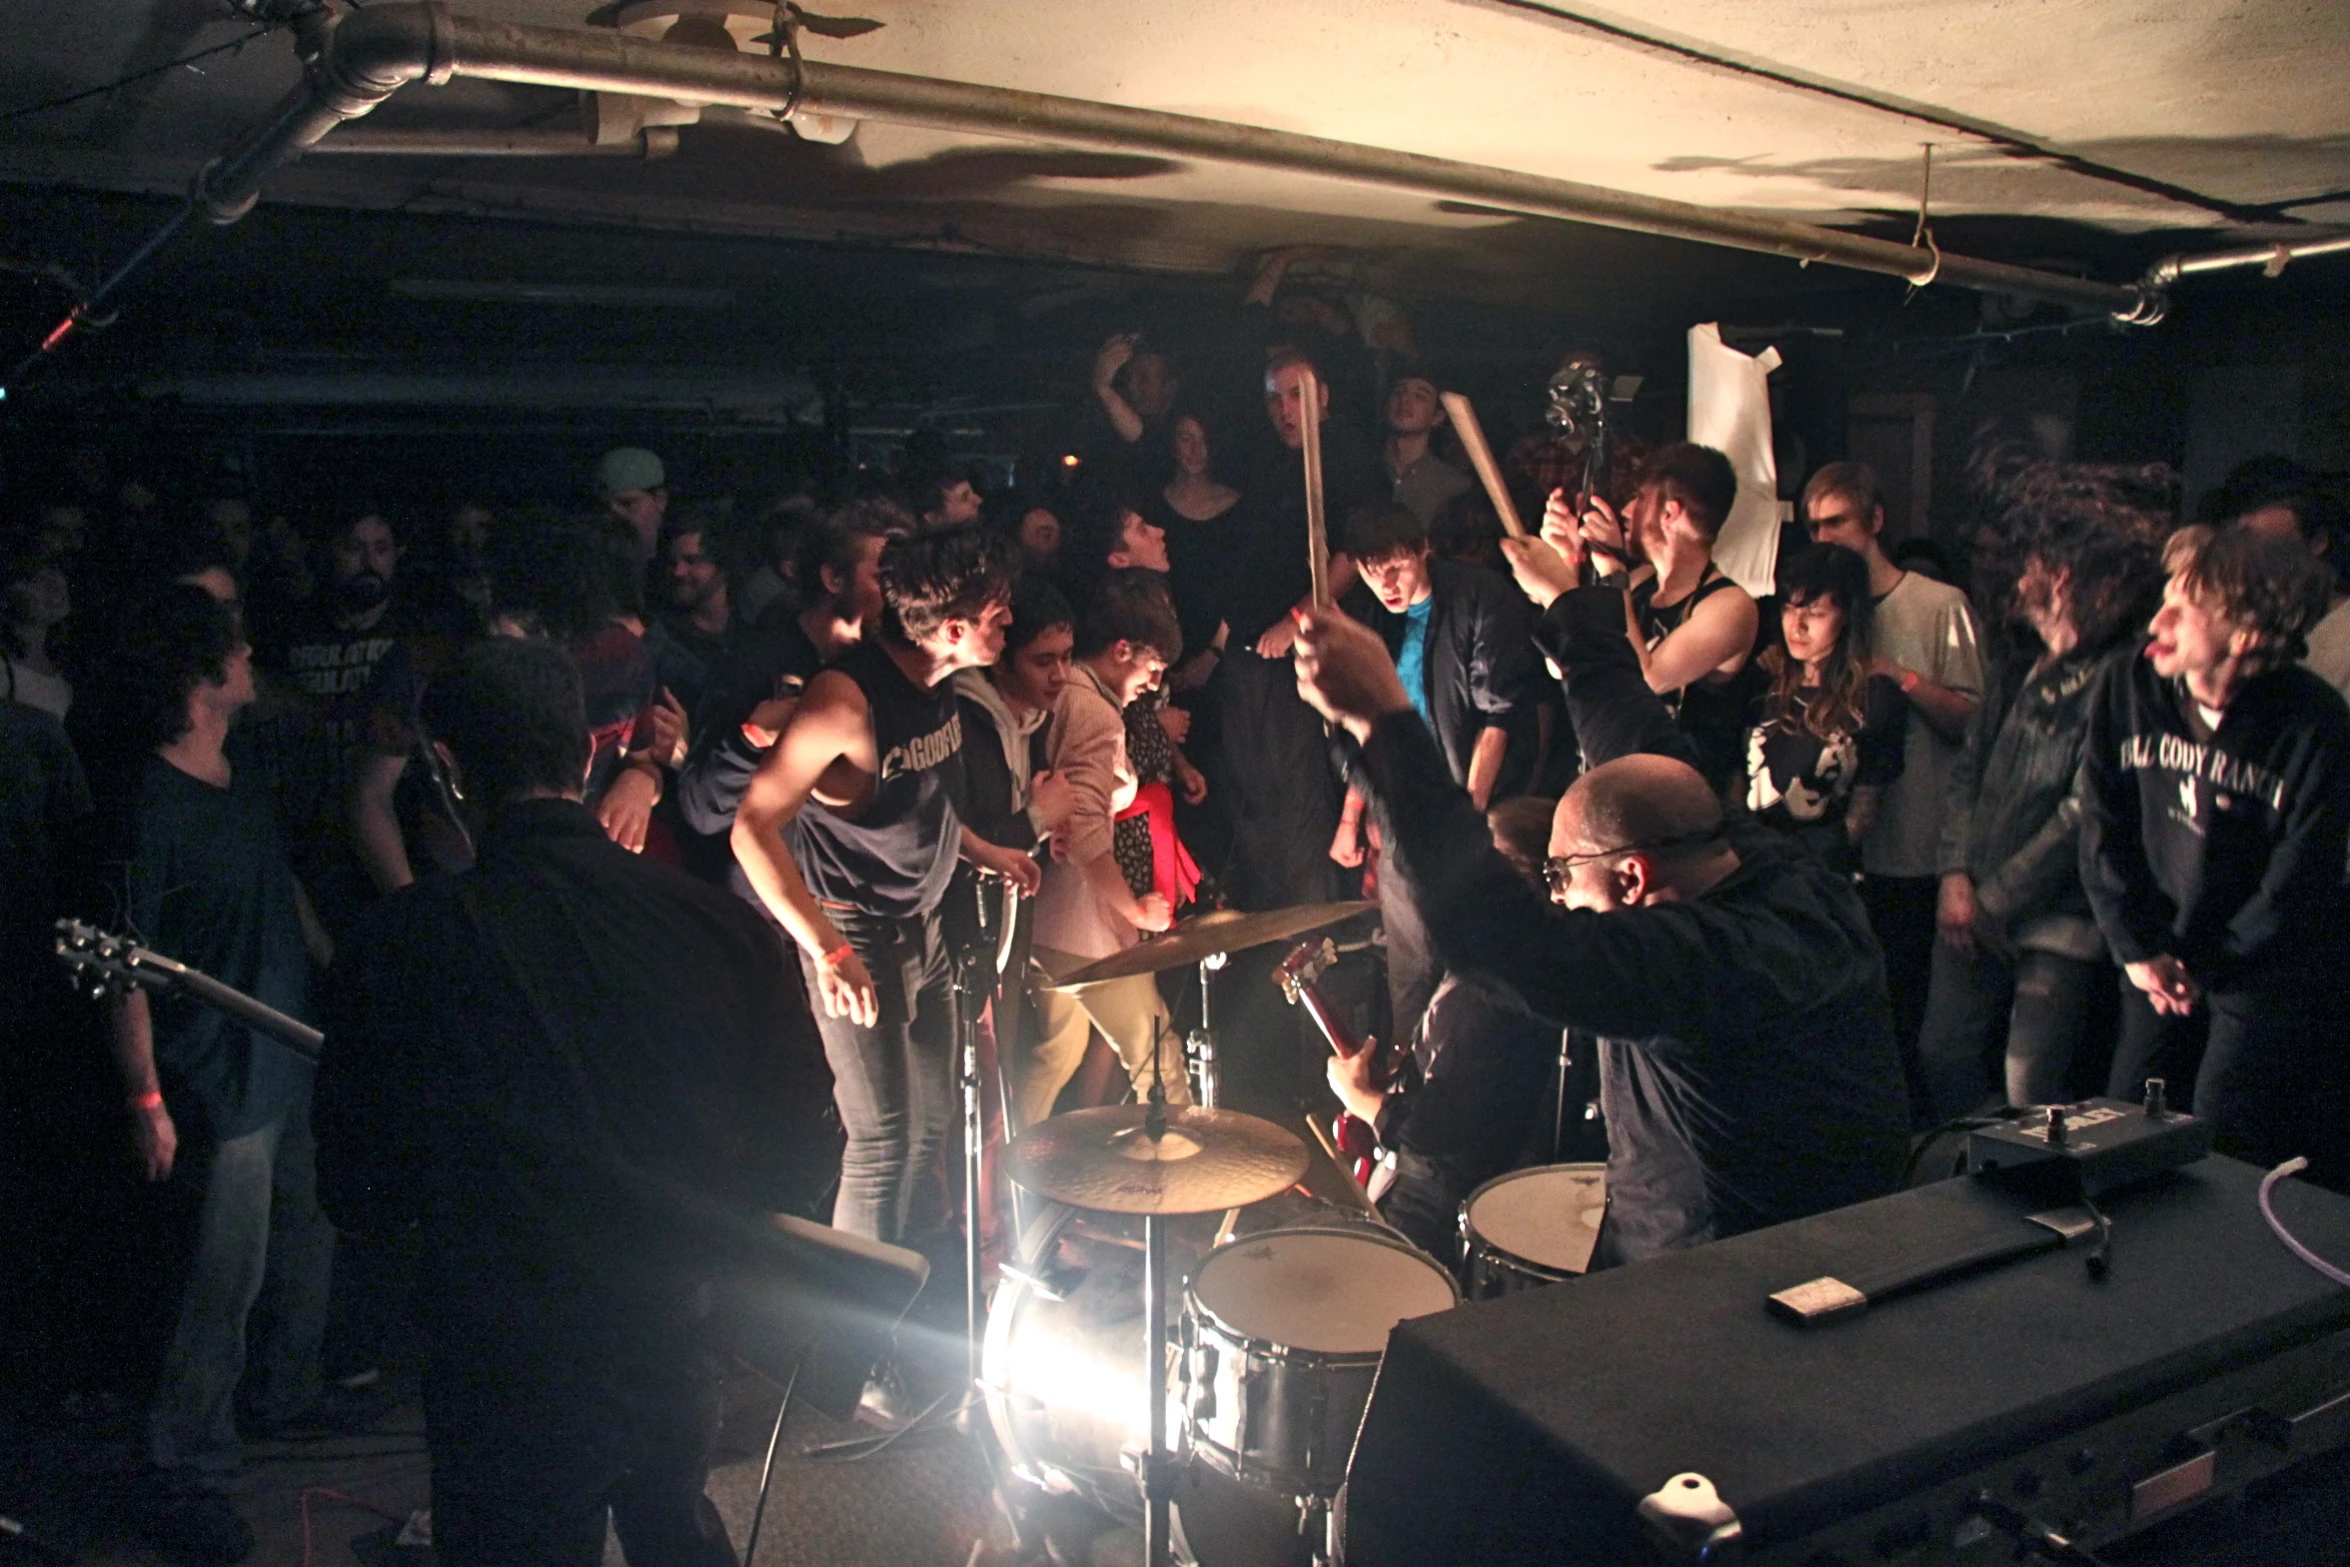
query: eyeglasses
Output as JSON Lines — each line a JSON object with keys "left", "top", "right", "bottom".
{"left": 1542, "top": 829, "right": 1722, "bottom": 894}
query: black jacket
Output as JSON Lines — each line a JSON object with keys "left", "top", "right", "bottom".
{"left": 1939, "top": 644, "right": 2126, "bottom": 949}
{"left": 1344, "top": 558, "right": 1538, "bottom": 797}
{"left": 2079, "top": 652, "right": 2350, "bottom": 992}
{"left": 1356, "top": 585, "right": 1908, "bottom": 1263}
{"left": 314, "top": 801, "right": 839, "bottom": 1318}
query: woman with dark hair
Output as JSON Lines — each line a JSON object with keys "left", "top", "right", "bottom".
{"left": 1915, "top": 466, "right": 2169, "bottom": 1121}
{"left": 1741, "top": 544, "right": 1907, "bottom": 871}
{"left": 1150, "top": 408, "right": 1247, "bottom": 688}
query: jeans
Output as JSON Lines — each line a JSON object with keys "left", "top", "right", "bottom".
{"left": 150, "top": 1093, "right": 335, "bottom": 1495}
{"left": 2109, "top": 983, "right": 2348, "bottom": 1183}
{"left": 800, "top": 909, "right": 953, "bottom": 1245}
{"left": 1021, "top": 948, "right": 1187, "bottom": 1131}
{"left": 1859, "top": 874, "right": 1939, "bottom": 1126}
{"left": 1916, "top": 941, "right": 2099, "bottom": 1121}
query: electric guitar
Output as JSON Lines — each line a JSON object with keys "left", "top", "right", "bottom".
{"left": 53, "top": 918, "right": 322, "bottom": 1061}
{"left": 1273, "top": 937, "right": 1391, "bottom": 1188}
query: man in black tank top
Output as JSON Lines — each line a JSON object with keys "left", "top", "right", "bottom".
{"left": 732, "top": 526, "right": 1016, "bottom": 1252}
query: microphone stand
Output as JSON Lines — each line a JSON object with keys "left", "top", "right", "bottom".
{"left": 954, "top": 868, "right": 1004, "bottom": 1410}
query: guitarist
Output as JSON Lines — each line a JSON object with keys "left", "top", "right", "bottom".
{"left": 79, "top": 583, "right": 336, "bottom": 1567}
{"left": 1324, "top": 796, "right": 1563, "bottom": 1268}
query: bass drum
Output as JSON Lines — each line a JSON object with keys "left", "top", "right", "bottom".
{"left": 981, "top": 1193, "right": 1392, "bottom": 1566}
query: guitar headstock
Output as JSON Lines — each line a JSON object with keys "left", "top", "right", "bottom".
{"left": 53, "top": 919, "right": 183, "bottom": 1001}
{"left": 1272, "top": 937, "right": 1339, "bottom": 1004}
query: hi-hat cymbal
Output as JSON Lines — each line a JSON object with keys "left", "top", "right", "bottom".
{"left": 1007, "top": 1105, "right": 1311, "bottom": 1216}
{"left": 1048, "top": 901, "right": 1373, "bottom": 990}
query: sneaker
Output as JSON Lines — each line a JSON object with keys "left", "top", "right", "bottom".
{"left": 148, "top": 1493, "right": 255, "bottom": 1566}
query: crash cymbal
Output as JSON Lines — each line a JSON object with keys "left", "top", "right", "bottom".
{"left": 1006, "top": 1105, "right": 1311, "bottom": 1216}
{"left": 1049, "top": 901, "right": 1373, "bottom": 990}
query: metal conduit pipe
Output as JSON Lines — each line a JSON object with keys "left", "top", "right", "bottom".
{"left": 307, "top": 126, "right": 680, "bottom": 158}
{"left": 197, "top": 1, "right": 2164, "bottom": 323}
{"left": 2141, "top": 232, "right": 2350, "bottom": 290}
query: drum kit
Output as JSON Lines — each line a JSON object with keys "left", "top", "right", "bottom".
{"left": 983, "top": 899, "right": 1610, "bottom": 1566}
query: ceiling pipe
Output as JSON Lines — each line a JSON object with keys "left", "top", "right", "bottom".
{"left": 2141, "top": 232, "right": 2350, "bottom": 291}
{"left": 307, "top": 124, "right": 680, "bottom": 158}
{"left": 190, "top": 0, "right": 2164, "bottom": 323}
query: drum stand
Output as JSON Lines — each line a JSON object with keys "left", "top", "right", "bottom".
{"left": 1186, "top": 950, "right": 1228, "bottom": 1108}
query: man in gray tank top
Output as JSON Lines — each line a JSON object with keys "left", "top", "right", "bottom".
{"left": 732, "top": 526, "right": 1017, "bottom": 1263}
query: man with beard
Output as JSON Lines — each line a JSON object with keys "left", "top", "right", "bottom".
{"left": 263, "top": 508, "right": 423, "bottom": 935}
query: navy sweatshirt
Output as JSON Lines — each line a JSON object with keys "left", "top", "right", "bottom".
{"left": 2079, "top": 651, "right": 2350, "bottom": 993}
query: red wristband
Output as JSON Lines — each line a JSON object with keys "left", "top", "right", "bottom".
{"left": 128, "top": 1089, "right": 163, "bottom": 1113}
{"left": 821, "top": 943, "right": 854, "bottom": 967}
{"left": 1899, "top": 668, "right": 1921, "bottom": 694}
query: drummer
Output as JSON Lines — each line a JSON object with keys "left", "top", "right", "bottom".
{"left": 1295, "top": 580, "right": 1909, "bottom": 1267}
{"left": 1325, "top": 796, "right": 1562, "bottom": 1267}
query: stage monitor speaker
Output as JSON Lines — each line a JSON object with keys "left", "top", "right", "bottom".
{"left": 1342, "top": 1155, "right": 2350, "bottom": 1565}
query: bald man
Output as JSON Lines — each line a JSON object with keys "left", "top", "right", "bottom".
{"left": 1297, "top": 585, "right": 1908, "bottom": 1265}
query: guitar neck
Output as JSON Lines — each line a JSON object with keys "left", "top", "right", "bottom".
{"left": 1296, "top": 982, "right": 1364, "bottom": 1062}
{"left": 170, "top": 966, "right": 324, "bottom": 1060}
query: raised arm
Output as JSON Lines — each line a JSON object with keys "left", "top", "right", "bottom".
{"left": 1629, "top": 580, "right": 1758, "bottom": 695}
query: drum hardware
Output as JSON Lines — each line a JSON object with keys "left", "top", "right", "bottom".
{"left": 1007, "top": 1098, "right": 1309, "bottom": 1567}
{"left": 1461, "top": 1164, "right": 1607, "bottom": 1297}
{"left": 1182, "top": 1227, "right": 1460, "bottom": 1567}
{"left": 1049, "top": 902, "right": 1374, "bottom": 989}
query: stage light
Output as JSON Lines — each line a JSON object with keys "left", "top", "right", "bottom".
{"left": 1061, "top": 454, "right": 1080, "bottom": 468}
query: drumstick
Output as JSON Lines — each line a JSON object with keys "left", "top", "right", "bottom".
{"left": 1439, "top": 391, "right": 1529, "bottom": 538}
{"left": 1303, "top": 1117, "right": 1376, "bottom": 1214}
{"left": 1298, "top": 364, "right": 1332, "bottom": 607}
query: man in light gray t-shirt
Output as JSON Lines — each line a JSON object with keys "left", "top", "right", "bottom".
{"left": 1802, "top": 464, "right": 1983, "bottom": 1113}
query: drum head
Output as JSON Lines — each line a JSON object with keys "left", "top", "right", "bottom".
{"left": 1191, "top": 1228, "right": 1456, "bottom": 1355}
{"left": 1467, "top": 1164, "right": 1607, "bottom": 1276}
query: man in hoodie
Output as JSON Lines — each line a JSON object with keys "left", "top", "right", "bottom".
{"left": 2082, "top": 524, "right": 2350, "bottom": 1180}
{"left": 949, "top": 577, "right": 1079, "bottom": 1033}
{"left": 1019, "top": 570, "right": 1187, "bottom": 1128}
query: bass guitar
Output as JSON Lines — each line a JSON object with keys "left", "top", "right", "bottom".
{"left": 53, "top": 918, "right": 322, "bottom": 1060}
{"left": 1273, "top": 937, "right": 1391, "bottom": 1189}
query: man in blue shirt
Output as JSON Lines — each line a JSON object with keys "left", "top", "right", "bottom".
{"left": 1336, "top": 503, "right": 1538, "bottom": 1038}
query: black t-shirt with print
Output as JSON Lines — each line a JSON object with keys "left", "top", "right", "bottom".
{"left": 1743, "top": 674, "right": 1907, "bottom": 869}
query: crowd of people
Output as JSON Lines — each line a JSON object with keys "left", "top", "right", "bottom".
{"left": 5, "top": 282, "right": 2349, "bottom": 1565}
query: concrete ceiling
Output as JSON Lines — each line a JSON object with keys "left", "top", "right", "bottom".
{"left": 2, "top": 0, "right": 2345, "bottom": 318}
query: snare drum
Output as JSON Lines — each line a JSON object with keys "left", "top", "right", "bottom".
{"left": 1183, "top": 1227, "right": 1458, "bottom": 1495}
{"left": 1461, "top": 1162, "right": 1607, "bottom": 1297}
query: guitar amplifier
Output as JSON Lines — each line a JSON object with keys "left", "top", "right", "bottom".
{"left": 1342, "top": 1155, "right": 2350, "bottom": 1565}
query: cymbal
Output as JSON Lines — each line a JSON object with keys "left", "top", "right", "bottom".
{"left": 1006, "top": 1105, "right": 1311, "bottom": 1216}
{"left": 1048, "top": 901, "right": 1373, "bottom": 989}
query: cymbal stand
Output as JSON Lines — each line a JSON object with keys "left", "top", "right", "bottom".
{"left": 1140, "top": 1049, "right": 1175, "bottom": 1567}
{"left": 1187, "top": 950, "right": 1228, "bottom": 1108}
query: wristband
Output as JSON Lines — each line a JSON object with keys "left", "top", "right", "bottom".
{"left": 821, "top": 943, "right": 855, "bottom": 968}
{"left": 1899, "top": 669, "right": 1922, "bottom": 694}
{"left": 741, "top": 720, "right": 780, "bottom": 750}
{"left": 128, "top": 1088, "right": 163, "bottom": 1113}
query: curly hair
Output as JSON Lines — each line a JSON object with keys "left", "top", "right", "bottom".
{"left": 2162, "top": 524, "right": 2334, "bottom": 666}
{"left": 1979, "top": 460, "right": 2173, "bottom": 656}
{"left": 104, "top": 583, "right": 245, "bottom": 754}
